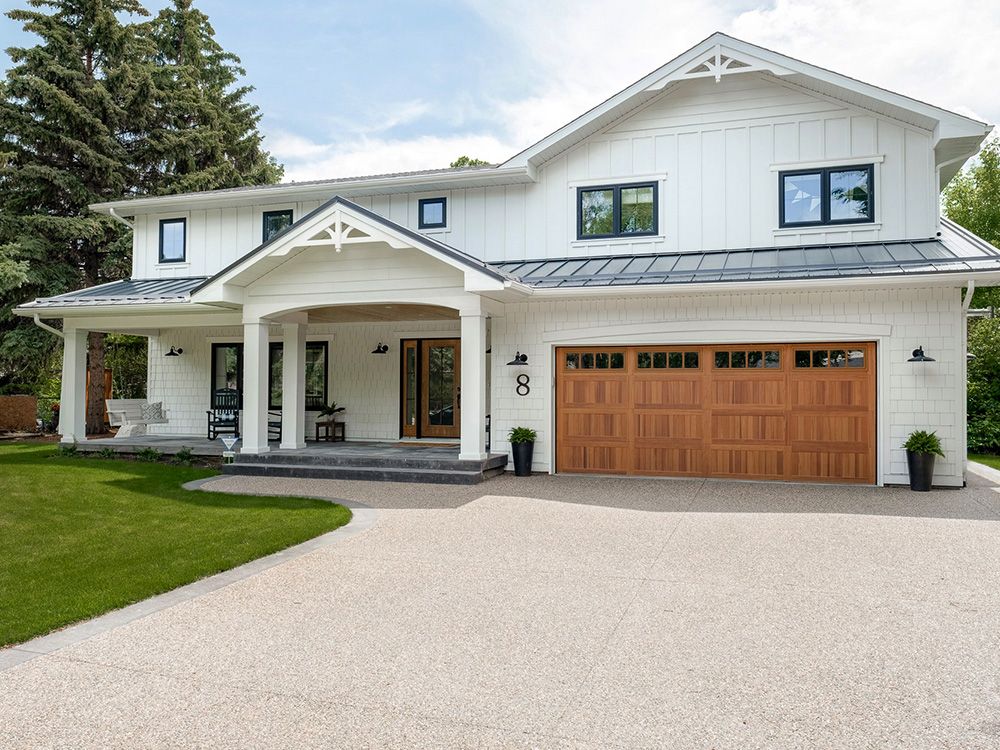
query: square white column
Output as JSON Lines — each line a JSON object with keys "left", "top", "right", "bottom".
{"left": 241, "top": 320, "right": 271, "bottom": 454}
{"left": 59, "top": 327, "right": 88, "bottom": 443}
{"left": 280, "top": 322, "right": 307, "bottom": 449}
{"left": 460, "top": 312, "right": 488, "bottom": 461}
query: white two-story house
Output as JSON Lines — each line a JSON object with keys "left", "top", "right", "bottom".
{"left": 18, "top": 33, "right": 1000, "bottom": 486}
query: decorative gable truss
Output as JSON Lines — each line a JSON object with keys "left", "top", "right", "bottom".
{"left": 295, "top": 206, "right": 411, "bottom": 254}
{"left": 646, "top": 43, "right": 796, "bottom": 88}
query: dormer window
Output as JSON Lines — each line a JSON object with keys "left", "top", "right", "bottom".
{"left": 779, "top": 165, "right": 874, "bottom": 227}
{"left": 263, "top": 209, "right": 293, "bottom": 242}
{"left": 577, "top": 182, "right": 657, "bottom": 239}
{"left": 158, "top": 218, "right": 186, "bottom": 263}
{"left": 418, "top": 197, "right": 447, "bottom": 229}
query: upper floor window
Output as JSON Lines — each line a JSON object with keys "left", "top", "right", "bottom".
{"left": 578, "top": 182, "right": 657, "bottom": 239}
{"left": 158, "top": 218, "right": 186, "bottom": 263}
{"left": 262, "top": 209, "right": 293, "bottom": 242}
{"left": 418, "top": 197, "right": 447, "bottom": 229}
{"left": 779, "top": 165, "right": 874, "bottom": 227}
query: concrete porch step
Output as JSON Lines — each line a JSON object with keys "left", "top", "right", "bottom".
{"left": 221, "top": 460, "right": 506, "bottom": 485}
{"left": 234, "top": 451, "right": 509, "bottom": 473}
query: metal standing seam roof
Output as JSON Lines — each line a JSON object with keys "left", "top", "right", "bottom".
{"left": 20, "top": 277, "right": 208, "bottom": 308}
{"left": 491, "top": 236, "right": 1000, "bottom": 288}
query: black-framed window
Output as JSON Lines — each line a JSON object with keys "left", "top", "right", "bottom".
{"left": 262, "top": 209, "right": 293, "bottom": 242}
{"left": 159, "top": 218, "right": 186, "bottom": 263}
{"left": 211, "top": 343, "right": 243, "bottom": 408}
{"left": 577, "top": 182, "right": 657, "bottom": 239}
{"left": 418, "top": 197, "right": 447, "bottom": 229}
{"left": 268, "top": 341, "right": 329, "bottom": 411}
{"left": 779, "top": 164, "right": 874, "bottom": 227}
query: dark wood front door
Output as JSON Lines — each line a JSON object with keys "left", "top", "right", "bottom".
{"left": 401, "top": 338, "right": 461, "bottom": 439}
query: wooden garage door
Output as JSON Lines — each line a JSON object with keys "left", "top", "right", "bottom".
{"left": 556, "top": 343, "right": 875, "bottom": 484}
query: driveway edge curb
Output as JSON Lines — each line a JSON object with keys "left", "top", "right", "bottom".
{"left": 0, "top": 476, "right": 375, "bottom": 673}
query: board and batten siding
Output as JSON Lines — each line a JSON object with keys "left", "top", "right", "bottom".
{"left": 131, "top": 74, "right": 937, "bottom": 278}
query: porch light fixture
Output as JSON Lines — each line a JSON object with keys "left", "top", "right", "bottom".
{"left": 371, "top": 343, "right": 389, "bottom": 354}
{"left": 164, "top": 346, "right": 183, "bottom": 357}
{"left": 908, "top": 346, "right": 935, "bottom": 363}
{"left": 506, "top": 352, "right": 528, "bottom": 366}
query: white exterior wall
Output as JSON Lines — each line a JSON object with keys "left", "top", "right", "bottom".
{"left": 147, "top": 319, "right": 460, "bottom": 441}
{"left": 130, "top": 75, "right": 937, "bottom": 278}
{"left": 489, "top": 287, "right": 965, "bottom": 487}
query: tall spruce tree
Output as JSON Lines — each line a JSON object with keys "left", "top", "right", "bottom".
{"left": 141, "top": 0, "right": 282, "bottom": 194}
{"left": 0, "top": 0, "right": 154, "bottom": 432}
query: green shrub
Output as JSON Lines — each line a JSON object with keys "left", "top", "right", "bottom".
{"left": 55, "top": 442, "right": 78, "bottom": 458}
{"left": 903, "top": 430, "right": 945, "bottom": 457}
{"left": 968, "top": 317, "right": 1000, "bottom": 454}
{"left": 171, "top": 446, "right": 194, "bottom": 466}
{"left": 135, "top": 447, "right": 162, "bottom": 463}
{"left": 507, "top": 426, "right": 537, "bottom": 444}
{"left": 95, "top": 447, "right": 118, "bottom": 460}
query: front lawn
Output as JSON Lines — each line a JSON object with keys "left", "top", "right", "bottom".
{"left": 0, "top": 442, "right": 351, "bottom": 647}
{"left": 970, "top": 453, "right": 1000, "bottom": 471}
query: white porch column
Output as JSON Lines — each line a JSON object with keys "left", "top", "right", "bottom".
{"left": 280, "top": 322, "right": 307, "bottom": 449}
{"left": 460, "top": 312, "right": 488, "bottom": 460}
{"left": 241, "top": 319, "right": 271, "bottom": 454}
{"left": 59, "top": 326, "right": 88, "bottom": 443}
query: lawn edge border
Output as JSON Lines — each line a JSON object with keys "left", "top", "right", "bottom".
{"left": 967, "top": 460, "right": 1000, "bottom": 485}
{"left": 0, "top": 476, "right": 376, "bottom": 673}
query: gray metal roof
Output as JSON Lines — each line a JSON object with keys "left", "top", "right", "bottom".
{"left": 492, "top": 236, "right": 1000, "bottom": 288}
{"left": 20, "top": 277, "right": 207, "bottom": 308}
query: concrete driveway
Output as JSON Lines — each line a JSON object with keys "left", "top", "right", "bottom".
{"left": 3, "top": 472, "right": 1000, "bottom": 749}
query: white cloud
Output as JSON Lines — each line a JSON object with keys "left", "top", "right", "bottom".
{"left": 268, "top": 0, "right": 1000, "bottom": 182}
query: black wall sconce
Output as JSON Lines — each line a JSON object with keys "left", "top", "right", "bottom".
{"left": 506, "top": 351, "right": 528, "bottom": 366}
{"left": 908, "top": 346, "right": 935, "bottom": 362}
{"left": 371, "top": 343, "right": 389, "bottom": 354}
{"left": 164, "top": 346, "right": 183, "bottom": 357}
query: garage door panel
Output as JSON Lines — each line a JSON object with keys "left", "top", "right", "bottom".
{"left": 560, "top": 378, "right": 628, "bottom": 408}
{"left": 791, "top": 451, "right": 872, "bottom": 482}
{"left": 556, "top": 343, "right": 875, "bottom": 484}
{"left": 711, "top": 413, "right": 786, "bottom": 444}
{"left": 634, "top": 412, "right": 703, "bottom": 441}
{"left": 633, "top": 379, "right": 701, "bottom": 409}
{"left": 560, "top": 412, "right": 628, "bottom": 441}
{"left": 708, "top": 447, "right": 786, "bottom": 480}
{"left": 634, "top": 447, "right": 705, "bottom": 475}
{"left": 712, "top": 378, "right": 786, "bottom": 408}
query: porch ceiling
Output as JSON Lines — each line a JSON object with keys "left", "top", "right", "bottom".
{"left": 306, "top": 303, "right": 458, "bottom": 323}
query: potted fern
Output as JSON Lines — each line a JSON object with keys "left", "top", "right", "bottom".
{"left": 318, "top": 401, "right": 345, "bottom": 421}
{"left": 508, "top": 426, "right": 537, "bottom": 476}
{"left": 903, "top": 430, "right": 944, "bottom": 492}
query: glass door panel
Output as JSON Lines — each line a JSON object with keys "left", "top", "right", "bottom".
{"left": 401, "top": 340, "right": 418, "bottom": 437}
{"left": 420, "top": 339, "right": 461, "bottom": 438}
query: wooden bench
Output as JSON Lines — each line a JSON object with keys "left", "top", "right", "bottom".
{"left": 106, "top": 399, "right": 168, "bottom": 438}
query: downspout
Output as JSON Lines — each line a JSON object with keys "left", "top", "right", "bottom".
{"left": 32, "top": 314, "right": 63, "bottom": 339}
{"left": 963, "top": 279, "right": 976, "bottom": 311}
{"left": 108, "top": 207, "right": 134, "bottom": 230}
{"left": 962, "top": 279, "right": 975, "bottom": 487}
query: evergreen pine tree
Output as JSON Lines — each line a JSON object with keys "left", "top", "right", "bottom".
{"left": 0, "top": 0, "right": 154, "bottom": 432}
{"left": 141, "top": 0, "right": 282, "bottom": 194}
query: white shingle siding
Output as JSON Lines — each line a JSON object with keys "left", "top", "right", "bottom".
{"left": 488, "top": 287, "right": 964, "bottom": 487}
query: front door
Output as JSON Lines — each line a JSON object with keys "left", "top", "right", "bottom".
{"left": 416, "top": 338, "right": 461, "bottom": 438}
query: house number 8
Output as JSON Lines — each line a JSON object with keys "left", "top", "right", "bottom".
{"left": 515, "top": 374, "right": 530, "bottom": 396}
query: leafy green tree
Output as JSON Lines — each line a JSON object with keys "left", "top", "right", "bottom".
{"left": 450, "top": 156, "right": 492, "bottom": 168}
{"left": 140, "top": 0, "right": 282, "bottom": 194}
{"left": 944, "top": 139, "right": 1000, "bottom": 308}
{"left": 0, "top": 0, "right": 154, "bottom": 431}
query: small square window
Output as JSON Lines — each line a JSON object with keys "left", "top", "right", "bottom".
{"left": 610, "top": 352, "right": 625, "bottom": 369}
{"left": 565, "top": 353, "right": 579, "bottom": 369}
{"left": 263, "top": 209, "right": 293, "bottom": 242}
{"left": 731, "top": 351, "right": 747, "bottom": 368}
{"left": 596, "top": 352, "right": 610, "bottom": 369}
{"left": 829, "top": 349, "right": 847, "bottom": 368}
{"left": 159, "top": 218, "right": 186, "bottom": 263}
{"left": 715, "top": 352, "right": 730, "bottom": 368}
{"left": 581, "top": 353, "right": 594, "bottom": 369}
{"left": 748, "top": 350, "right": 763, "bottom": 368}
{"left": 652, "top": 352, "right": 667, "bottom": 368}
{"left": 418, "top": 198, "right": 447, "bottom": 229}
{"left": 668, "top": 352, "right": 683, "bottom": 369}
{"left": 795, "top": 350, "right": 811, "bottom": 368}
{"left": 847, "top": 349, "right": 865, "bottom": 367}
{"left": 812, "top": 350, "right": 829, "bottom": 368}
{"left": 684, "top": 352, "right": 699, "bottom": 369}
{"left": 637, "top": 352, "right": 651, "bottom": 369}
{"left": 765, "top": 351, "right": 781, "bottom": 368}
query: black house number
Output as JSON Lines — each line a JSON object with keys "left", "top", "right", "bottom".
{"left": 515, "top": 373, "right": 530, "bottom": 396}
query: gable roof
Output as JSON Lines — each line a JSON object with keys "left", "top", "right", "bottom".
{"left": 500, "top": 32, "right": 990, "bottom": 178}
{"left": 190, "top": 194, "right": 516, "bottom": 300}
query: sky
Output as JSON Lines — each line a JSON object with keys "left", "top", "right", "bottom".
{"left": 2, "top": 0, "right": 999, "bottom": 183}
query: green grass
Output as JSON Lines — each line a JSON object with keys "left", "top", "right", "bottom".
{"left": 0, "top": 442, "right": 351, "bottom": 647}
{"left": 970, "top": 453, "right": 1000, "bottom": 471}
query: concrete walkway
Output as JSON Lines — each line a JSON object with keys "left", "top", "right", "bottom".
{"left": 3, "top": 472, "right": 1000, "bottom": 748}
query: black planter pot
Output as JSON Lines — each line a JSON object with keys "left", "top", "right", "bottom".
{"left": 906, "top": 450, "right": 936, "bottom": 492}
{"left": 511, "top": 441, "right": 534, "bottom": 476}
